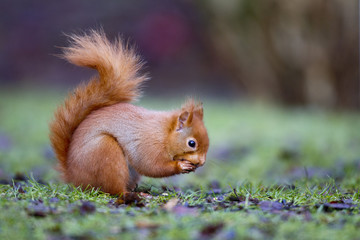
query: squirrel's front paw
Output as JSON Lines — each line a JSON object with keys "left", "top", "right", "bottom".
{"left": 178, "top": 160, "right": 197, "bottom": 174}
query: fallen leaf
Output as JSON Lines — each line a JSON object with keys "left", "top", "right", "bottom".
{"left": 135, "top": 220, "right": 160, "bottom": 229}
{"left": 17, "top": 186, "right": 26, "bottom": 194}
{"left": 200, "top": 222, "right": 225, "bottom": 238}
{"left": 163, "top": 198, "right": 179, "bottom": 211}
{"left": 79, "top": 201, "right": 96, "bottom": 214}
{"left": 227, "top": 189, "right": 245, "bottom": 202}
{"left": 116, "top": 192, "right": 145, "bottom": 207}
{"left": 27, "top": 202, "right": 55, "bottom": 218}
{"left": 258, "top": 201, "right": 283, "bottom": 211}
{"left": 322, "top": 203, "right": 353, "bottom": 212}
{"left": 249, "top": 197, "right": 260, "bottom": 204}
{"left": 13, "top": 172, "right": 27, "bottom": 181}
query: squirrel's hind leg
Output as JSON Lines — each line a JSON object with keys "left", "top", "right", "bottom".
{"left": 92, "top": 135, "right": 130, "bottom": 195}
{"left": 67, "top": 134, "right": 129, "bottom": 195}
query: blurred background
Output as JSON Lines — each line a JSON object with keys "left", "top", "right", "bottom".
{"left": 1, "top": 0, "right": 358, "bottom": 108}
{"left": 0, "top": 0, "right": 360, "bottom": 186}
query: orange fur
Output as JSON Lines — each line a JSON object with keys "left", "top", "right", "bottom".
{"left": 67, "top": 135, "right": 128, "bottom": 194}
{"left": 49, "top": 29, "right": 209, "bottom": 195}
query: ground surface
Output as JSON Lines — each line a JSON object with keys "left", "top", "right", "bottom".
{"left": 0, "top": 89, "right": 360, "bottom": 240}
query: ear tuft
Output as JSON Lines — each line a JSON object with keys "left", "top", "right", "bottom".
{"left": 194, "top": 102, "right": 203, "bottom": 119}
{"left": 182, "top": 98, "right": 203, "bottom": 120}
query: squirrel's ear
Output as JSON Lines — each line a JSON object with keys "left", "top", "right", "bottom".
{"left": 177, "top": 111, "right": 193, "bottom": 131}
{"left": 194, "top": 104, "right": 203, "bottom": 120}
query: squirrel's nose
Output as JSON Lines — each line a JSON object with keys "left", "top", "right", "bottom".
{"left": 198, "top": 154, "right": 206, "bottom": 166}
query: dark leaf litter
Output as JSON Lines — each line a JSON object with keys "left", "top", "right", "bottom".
{"left": 1, "top": 177, "right": 358, "bottom": 220}
{"left": 317, "top": 200, "right": 357, "bottom": 212}
{"left": 26, "top": 199, "right": 57, "bottom": 218}
{"left": 116, "top": 192, "right": 145, "bottom": 207}
{"left": 199, "top": 222, "right": 225, "bottom": 239}
{"left": 79, "top": 201, "right": 96, "bottom": 215}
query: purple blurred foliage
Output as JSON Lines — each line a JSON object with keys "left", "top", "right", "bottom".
{"left": 0, "top": 132, "right": 12, "bottom": 151}
{"left": 0, "top": 0, "right": 234, "bottom": 97}
{"left": 0, "top": 0, "right": 357, "bottom": 108}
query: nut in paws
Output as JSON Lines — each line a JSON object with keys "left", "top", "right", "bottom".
{"left": 179, "top": 160, "right": 197, "bottom": 174}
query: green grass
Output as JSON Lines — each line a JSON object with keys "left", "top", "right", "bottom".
{"left": 0, "top": 88, "right": 360, "bottom": 239}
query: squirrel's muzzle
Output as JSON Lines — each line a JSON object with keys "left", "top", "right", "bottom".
{"left": 175, "top": 153, "right": 207, "bottom": 167}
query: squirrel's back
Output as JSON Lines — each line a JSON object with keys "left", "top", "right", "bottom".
{"left": 49, "top": 29, "right": 147, "bottom": 175}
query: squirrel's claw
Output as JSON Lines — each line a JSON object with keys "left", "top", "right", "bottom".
{"left": 178, "top": 160, "right": 197, "bottom": 174}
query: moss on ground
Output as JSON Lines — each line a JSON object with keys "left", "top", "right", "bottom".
{"left": 0, "top": 89, "right": 360, "bottom": 239}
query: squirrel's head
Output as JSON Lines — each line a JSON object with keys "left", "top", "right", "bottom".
{"left": 167, "top": 99, "right": 209, "bottom": 167}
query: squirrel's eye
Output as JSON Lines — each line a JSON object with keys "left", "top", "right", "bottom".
{"left": 188, "top": 140, "right": 196, "bottom": 148}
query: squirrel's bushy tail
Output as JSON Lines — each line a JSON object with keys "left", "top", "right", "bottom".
{"left": 49, "top": 29, "right": 147, "bottom": 174}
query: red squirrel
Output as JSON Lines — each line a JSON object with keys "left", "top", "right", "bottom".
{"left": 49, "top": 30, "right": 209, "bottom": 195}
